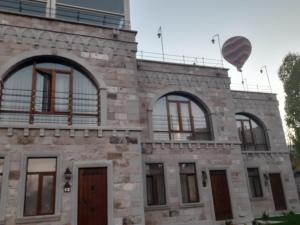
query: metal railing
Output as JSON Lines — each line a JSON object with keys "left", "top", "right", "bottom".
{"left": 152, "top": 115, "right": 211, "bottom": 141}
{"left": 0, "top": 88, "right": 99, "bottom": 125}
{"left": 230, "top": 83, "right": 272, "bottom": 93}
{"left": 137, "top": 51, "right": 223, "bottom": 68}
{"left": 0, "top": 0, "right": 130, "bottom": 29}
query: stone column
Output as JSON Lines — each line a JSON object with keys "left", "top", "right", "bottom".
{"left": 46, "top": 0, "right": 56, "bottom": 18}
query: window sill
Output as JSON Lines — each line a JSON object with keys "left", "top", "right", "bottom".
{"left": 180, "top": 202, "right": 204, "bottom": 209}
{"left": 250, "top": 197, "right": 267, "bottom": 202}
{"left": 145, "top": 205, "right": 170, "bottom": 211}
{"left": 16, "top": 215, "right": 61, "bottom": 224}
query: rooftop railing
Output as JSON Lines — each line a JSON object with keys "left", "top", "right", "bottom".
{"left": 136, "top": 51, "right": 223, "bottom": 68}
{"left": 0, "top": 0, "right": 130, "bottom": 29}
{"left": 230, "top": 83, "right": 272, "bottom": 93}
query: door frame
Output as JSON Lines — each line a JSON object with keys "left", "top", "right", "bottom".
{"left": 71, "top": 161, "right": 113, "bottom": 225}
{"left": 207, "top": 167, "right": 235, "bottom": 222}
{"left": 268, "top": 171, "right": 288, "bottom": 211}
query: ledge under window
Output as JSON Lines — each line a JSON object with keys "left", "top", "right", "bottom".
{"left": 145, "top": 205, "right": 170, "bottom": 211}
{"left": 180, "top": 202, "right": 205, "bottom": 209}
{"left": 16, "top": 214, "right": 61, "bottom": 224}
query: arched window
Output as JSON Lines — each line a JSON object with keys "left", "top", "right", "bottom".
{"left": 152, "top": 93, "right": 212, "bottom": 141}
{"left": 235, "top": 114, "right": 268, "bottom": 151}
{"left": 0, "top": 57, "right": 99, "bottom": 125}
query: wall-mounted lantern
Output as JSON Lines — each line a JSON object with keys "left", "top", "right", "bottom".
{"left": 263, "top": 173, "right": 269, "bottom": 186}
{"left": 202, "top": 170, "right": 208, "bottom": 187}
{"left": 64, "top": 168, "right": 72, "bottom": 193}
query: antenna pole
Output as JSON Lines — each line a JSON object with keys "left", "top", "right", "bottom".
{"left": 211, "top": 34, "right": 224, "bottom": 67}
{"left": 158, "top": 26, "right": 165, "bottom": 61}
{"left": 263, "top": 66, "right": 272, "bottom": 93}
{"left": 240, "top": 71, "right": 245, "bottom": 91}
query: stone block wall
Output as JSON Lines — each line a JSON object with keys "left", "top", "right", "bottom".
{"left": 142, "top": 142, "right": 253, "bottom": 225}
{"left": 0, "top": 127, "right": 144, "bottom": 225}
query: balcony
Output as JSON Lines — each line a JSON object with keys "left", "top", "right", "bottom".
{"left": 0, "top": 0, "right": 130, "bottom": 29}
{"left": 153, "top": 115, "right": 211, "bottom": 141}
{"left": 0, "top": 88, "right": 99, "bottom": 126}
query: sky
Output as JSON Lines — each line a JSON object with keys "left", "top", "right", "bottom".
{"left": 130, "top": 0, "right": 300, "bottom": 139}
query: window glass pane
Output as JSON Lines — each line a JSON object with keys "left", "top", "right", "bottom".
{"left": 251, "top": 121, "right": 266, "bottom": 146}
{"left": 146, "top": 164, "right": 166, "bottom": 205}
{"left": 167, "top": 95, "right": 188, "bottom": 101}
{"left": 24, "top": 174, "right": 39, "bottom": 216}
{"left": 180, "top": 163, "right": 196, "bottom": 174}
{"left": 247, "top": 168, "right": 263, "bottom": 198}
{"left": 153, "top": 97, "right": 168, "bottom": 132}
{"left": 0, "top": 158, "right": 3, "bottom": 201}
{"left": 243, "top": 121, "right": 254, "bottom": 144}
{"left": 180, "top": 163, "right": 199, "bottom": 203}
{"left": 180, "top": 103, "right": 191, "bottom": 131}
{"left": 187, "top": 175, "right": 199, "bottom": 202}
{"left": 191, "top": 102, "right": 206, "bottom": 129}
{"left": 0, "top": 0, "right": 46, "bottom": 16}
{"left": 3, "top": 65, "right": 32, "bottom": 112}
{"left": 55, "top": 73, "right": 69, "bottom": 112}
{"left": 57, "top": 0, "right": 124, "bottom": 14}
{"left": 41, "top": 175, "right": 55, "bottom": 214}
{"left": 36, "top": 71, "right": 51, "bottom": 112}
{"left": 0, "top": 158, "right": 4, "bottom": 174}
{"left": 27, "top": 158, "right": 56, "bottom": 173}
{"left": 169, "top": 102, "right": 179, "bottom": 131}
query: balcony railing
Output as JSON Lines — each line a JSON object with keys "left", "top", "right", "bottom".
{"left": 153, "top": 115, "right": 211, "bottom": 141}
{"left": 0, "top": 88, "right": 99, "bottom": 125}
{"left": 0, "top": 0, "right": 130, "bottom": 29}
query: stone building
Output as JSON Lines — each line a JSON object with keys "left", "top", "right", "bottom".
{"left": 0, "top": 1, "right": 299, "bottom": 225}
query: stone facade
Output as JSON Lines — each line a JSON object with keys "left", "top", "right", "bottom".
{"left": 0, "top": 9, "right": 299, "bottom": 225}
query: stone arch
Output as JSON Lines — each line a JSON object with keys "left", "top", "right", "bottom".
{"left": 0, "top": 49, "right": 106, "bottom": 89}
{"left": 149, "top": 88, "right": 212, "bottom": 115}
{"left": 235, "top": 112, "right": 270, "bottom": 150}
{"left": 148, "top": 88, "right": 214, "bottom": 140}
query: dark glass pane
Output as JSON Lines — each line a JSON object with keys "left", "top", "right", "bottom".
{"left": 24, "top": 174, "right": 39, "bottom": 216}
{"left": 41, "top": 175, "right": 55, "bottom": 214}
{"left": 180, "top": 163, "right": 196, "bottom": 174}
{"left": 27, "top": 158, "right": 56, "bottom": 173}
{"left": 146, "top": 176, "right": 154, "bottom": 205}
{"left": 247, "top": 168, "right": 263, "bottom": 198}
{"left": 36, "top": 71, "right": 51, "bottom": 112}
{"left": 0, "top": 0, "right": 46, "bottom": 16}
{"left": 0, "top": 158, "right": 4, "bottom": 174}
{"left": 146, "top": 164, "right": 166, "bottom": 205}
{"left": 57, "top": 0, "right": 124, "bottom": 14}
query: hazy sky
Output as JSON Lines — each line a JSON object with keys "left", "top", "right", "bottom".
{"left": 130, "top": 0, "right": 300, "bottom": 136}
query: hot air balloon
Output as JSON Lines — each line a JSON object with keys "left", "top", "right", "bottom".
{"left": 222, "top": 36, "right": 252, "bottom": 72}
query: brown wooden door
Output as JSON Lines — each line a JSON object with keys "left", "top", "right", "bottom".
{"left": 78, "top": 167, "right": 107, "bottom": 225}
{"left": 269, "top": 173, "right": 287, "bottom": 211}
{"left": 210, "top": 170, "right": 233, "bottom": 221}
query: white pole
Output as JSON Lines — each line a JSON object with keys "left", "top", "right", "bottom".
{"left": 158, "top": 26, "right": 165, "bottom": 61}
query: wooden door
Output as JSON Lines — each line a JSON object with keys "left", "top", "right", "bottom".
{"left": 269, "top": 173, "right": 287, "bottom": 211}
{"left": 78, "top": 167, "right": 107, "bottom": 225}
{"left": 210, "top": 170, "right": 233, "bottom": 221}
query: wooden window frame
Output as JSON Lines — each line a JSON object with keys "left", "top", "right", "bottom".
{"left": 145, "top": 163, "right": 166, "bottom": 206}
{"left": 247, "top": 168, "right": 263, "bottom": 198}
{"left": 161, "top": 95, "right": 210, "bottom": 140}
{"left": 179, "top": 163, "right": 200, "bottom": 203}
{"left": 24, "top": 157, "right": 57, "bottom": 217}
{"left": 236, "top": 116, "right": 268, "bottom": 150}
{"left": 30, "top": 64, "right": 74, "bottom": 124}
